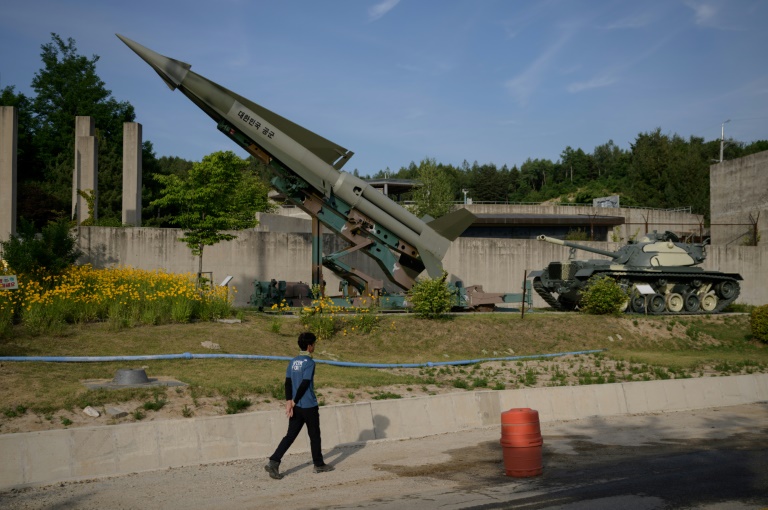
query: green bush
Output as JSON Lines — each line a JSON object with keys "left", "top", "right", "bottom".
{"left": 0, "top": 218, "right": 81, "bottom": 284}
{"left": 750, "top": 305, "right": 768, "bottom": 343}
{"left": 407, "top": 271, "right": 453, "bottom": 319}
{"left": 579, "top": 275, "right": 629, "bottom": 315}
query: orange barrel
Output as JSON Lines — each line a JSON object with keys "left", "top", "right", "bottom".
{"left": 500, "top": 407, "right": 543, "bottom": 477}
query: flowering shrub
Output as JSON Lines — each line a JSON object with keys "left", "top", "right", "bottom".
{"left": 579, "top": 275, "right": 629, "bottom": 316}
{"left": 407, "top": 271, "right": 453, "bottom": 319}
{"left": 0, "top": 265, "right": 233, "bottom": 336}
{"left": 297, "top": 294, "right": 380, "bottom": 341}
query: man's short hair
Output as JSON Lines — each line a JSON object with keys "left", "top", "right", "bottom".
{"left": 298, "top": 332, "right": 317, "bottom": 351}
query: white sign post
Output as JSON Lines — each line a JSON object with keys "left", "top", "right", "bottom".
{"left": 634, "top": 283, "right": 656, "bottom": 315}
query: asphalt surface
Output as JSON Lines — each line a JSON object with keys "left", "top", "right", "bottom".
{"left": 2, "top": 402, "right": 767, "bottom": 509}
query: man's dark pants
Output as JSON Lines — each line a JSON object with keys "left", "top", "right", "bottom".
{"left": 269, "top": 406, "right": 324, "bottom": 466}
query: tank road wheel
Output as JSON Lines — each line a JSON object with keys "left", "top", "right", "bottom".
{"left": 716, "top": 280, "right": 737, "bottom": 300}
{"left": 665, "top": 293, "right": 684, "bottom": 313}
{"left": 631, "top": 293, "right": 646, "bottom": 313}
{"left": 648, "top": 293, "right": 666, "bottom": 314}
{"left": 620, "top": 295, "right": 631, "bottom": 313}
{"left": 701, "top": 293, "right": 718, "bottom": 312}
{"left": 684, "top": 293, "right": 700, "bottom": 312}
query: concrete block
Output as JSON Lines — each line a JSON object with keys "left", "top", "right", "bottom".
{"left": 232, "top": 410, "right": 279, "bottom": 459}
{"left": 755, "top": 373, "right": 768, "bottom": 400}
{"left": 590, "top": 384, "right": 629, "bottom": 416}
{"left": 530, "top": 386, "right": 580, "bottom": 421}
{"left": 448, "top": 392, "right": 482, "bottom": 430}
{"left": 321, "top": 402, "right": 375, "bottom": 446}
{"left": 197, "top": 415, "right": 239, "bottom": 461}
{"left": 498, "top": 388, "right": 535, "bottom": 418}
{"left": 114, "top": 422, "right": 160, "bottom": 473}
{"left": 24, "top": 431, "right": 73, "bottom": 484}
{"left": 474, "top": 390, "right": 502, "bottom": 426}
{"left": 721, "top": 374, "right": 761, "bottom": 406}
{"left": 0, "top": 433, "right": 25, "bottom": 486}
{"left": 371, "top": 396, "right": 446, "bottom": 439}
{"left": 71, "top": 427, "right": 117, "bottom": 477}
{"left": 156, "top": 420, "right": 201, "bottom": 467}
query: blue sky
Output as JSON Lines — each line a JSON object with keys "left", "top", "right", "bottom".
{"left": 1, "top": 0, "right": 766, "bottom": 176}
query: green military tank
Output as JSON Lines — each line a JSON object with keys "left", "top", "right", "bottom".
{"left": 529, "top": 231, "right": 742, "bottom": 314}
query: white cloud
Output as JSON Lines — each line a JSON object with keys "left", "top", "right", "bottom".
{"left": 683, "top": 0, "right": 743, "bottom": 30}
{"left": 369, "top": 0, "right": 401, "bottom": 22}
{"left": 567, "top": 75, "right": 617, "bottom": 93}
{"left": 685, "top": 0, "right": 717, "bottom": 26}
{"left": 600, "top": 13, "right": 652, "bottom": 30}
{"left": 504, "top": 32, "right": 572, "bottom": 106}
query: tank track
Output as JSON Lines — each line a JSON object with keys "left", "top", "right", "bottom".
{"left": 532, "top": 277, "right": 565, "bottom": 310}
{"left": 533, "top": 273, "right": 740, "bottom": 315}
{"left": 612, "top": 271, "right": 740, "bottom": 315}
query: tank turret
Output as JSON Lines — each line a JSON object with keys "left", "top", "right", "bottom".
{"left": 529, "top": 231, "right": 741, "bottom": 315}
{"left": 536, "top": 231, "right": 706, "bottom": 267}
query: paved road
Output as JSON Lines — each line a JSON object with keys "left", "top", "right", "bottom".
{"left": 2, "top": 403, "right": 767, "bottom": 509}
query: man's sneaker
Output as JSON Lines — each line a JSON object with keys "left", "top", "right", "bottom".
{"left": 264, "top": 460, "right": 283, "bottom": 480}
{"left": 314, "top": 464, "right": 335, "bottom": 473}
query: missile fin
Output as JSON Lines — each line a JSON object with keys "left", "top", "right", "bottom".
{"left": 427, "top": 208, "right": 476, "bottom": 242}
{"left": 420, "top": 250, "right": 444, "bottom": 279}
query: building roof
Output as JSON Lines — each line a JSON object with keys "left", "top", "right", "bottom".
{"left": 472, "top": 213, "right": 624, "bottom": 227}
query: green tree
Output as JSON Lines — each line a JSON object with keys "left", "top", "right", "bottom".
{"left": 468, "top": 162, "right": 509, "bottom": 202}
{"left": 412, "top": 157, "right": 453, "bottom": 219}
{"left": 150, "top": 151, "right": 273, "bottom": 276}
{"left": 30, "top": 33, "right": 135, "bottom": 223}
{"left": 0, "top": 218, "right": 82, "bottom": 284}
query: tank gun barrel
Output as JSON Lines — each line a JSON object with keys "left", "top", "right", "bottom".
{"left": 536, "top": 235, "right": 618, "bottom": 259}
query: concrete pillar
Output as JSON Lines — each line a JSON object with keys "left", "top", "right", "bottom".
{"left": 73, "top": 117, "right": 98, "bottom": 224}
{"left": 122, "top": 122, "right": 142, "bottom": 226}
{"left": 0, "top": 106, "right": 18, "bottom": 243}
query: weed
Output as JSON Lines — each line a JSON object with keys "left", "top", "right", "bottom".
{"left": 132, "top": 409, "right": 146, "bottom": 420}
{"left": 522, "top": 368, "right": 538, "bottom": 386}
{"left": 268, "top": 381, "right": 285, "bottom": 400}
{"left": 2, "top": 404, "right": 27, "bottom": 418}
{"left": 452, "top": 379, "right": 470, "bottom": 389}
{"left": 472, "top": 377, "right": 488, "bottom": 388}
{"left": 60, "top": 416, "right": 73, "bottom": 426}
{"left": 182, "top": 405, "right": 194, "bottom": 418}
{"left": 225, "top": 397, "right": 252, "bottom": 415}
{"left": 371, "top": 392, "right": 401, "bottom": 400}
{"left": 143, "top": 395, "right": 167, "bottom": 412}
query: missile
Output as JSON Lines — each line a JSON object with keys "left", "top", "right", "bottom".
{"left": 117, "top": 34, "right": 475, "bottom": 279}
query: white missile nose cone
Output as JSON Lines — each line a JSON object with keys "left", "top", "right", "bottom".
{"left": 116, "top": 34, "right": 191, "bottom": 91}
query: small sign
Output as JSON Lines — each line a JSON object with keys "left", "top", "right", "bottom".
{"left": 635, "top": 283, "right": 655, "bottom": 295}
{"left": 1, "top": 275, "right": 18, "bottom": 290}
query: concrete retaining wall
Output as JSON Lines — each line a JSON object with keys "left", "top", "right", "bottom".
{"left": 76, "top": 226, "right": 768, "bottom": 307}
{"left": 2, "top": 373, "right": 766, "bottom": 490}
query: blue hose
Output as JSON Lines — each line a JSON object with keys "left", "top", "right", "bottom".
{"left": 0, "top": 349, "right": 604, "bottom": 368}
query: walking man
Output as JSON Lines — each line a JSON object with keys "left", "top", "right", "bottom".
{"left": 265, "top": 332, "right": 334, "bottom": 479}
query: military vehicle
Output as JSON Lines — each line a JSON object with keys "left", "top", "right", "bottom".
{"left": 530, "top": 232, "right": 742, "bottom": 314}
